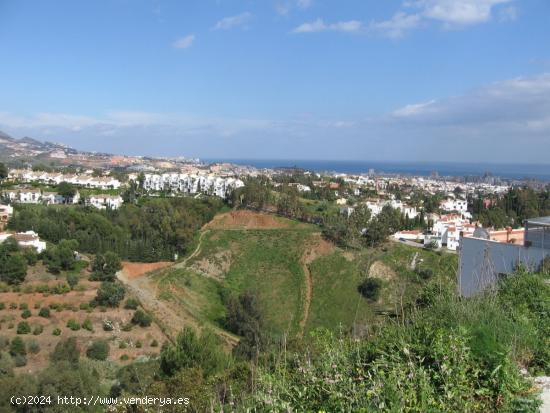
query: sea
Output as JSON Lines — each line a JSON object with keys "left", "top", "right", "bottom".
{"left": 203, "top": 159, "right": 550, "bottom": 182}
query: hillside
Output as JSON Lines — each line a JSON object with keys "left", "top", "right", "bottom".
{"left": 136, "top": 210, "right": 458, "bottom": 344}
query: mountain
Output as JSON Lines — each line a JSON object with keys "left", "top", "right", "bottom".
{"left": 0, "top": 130, "right": 78, "bottom": 162}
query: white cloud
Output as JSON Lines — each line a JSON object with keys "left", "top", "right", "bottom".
{"left": 173, "top": 34, "right": 195, "bottom": 49}
{"left": 213, "top": 12, "right": 252, "bottom": 30}
{"left": 368, "top": 12, "right": 421, "bottom": 38}
{"left": 407, "top": 0, "right": 514, "bottom": 26}
{"left": 293, "top": 18, "right": 362, "bottom": 33}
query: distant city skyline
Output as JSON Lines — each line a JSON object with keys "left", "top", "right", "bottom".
{"left": 1, "top": 0, "right": 550, "bottom": 163}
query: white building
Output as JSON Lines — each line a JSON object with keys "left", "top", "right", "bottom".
{"left": 440, "top": 198, "right": 468, "bottom": 213}
{"left": 87, "top": 195, "right": 124, "bottom": 210}
{"left": 0, "top": 230, "right": 47, "bottom": 253}
{"left": 140, "top": 173, "right": 244, "bottom": 199}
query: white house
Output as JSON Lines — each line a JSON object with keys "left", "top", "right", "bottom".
{"left": 0, "top": 230, "right": 47, "bottom": 253}
{"left": 87, "top": 195, "right": 124, "bottom": 210}
{"left": 440, "top": 198, "right": 468, "bottom": 213}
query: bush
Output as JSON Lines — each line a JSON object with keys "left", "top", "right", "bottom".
{"left": 66, "top": 319, "right": 80, "bottom": 331}
{"left": 82, "top": 318, "right": 93, "bottom": 332}
{"left": 38, "top": 307, "right": 50, "bottom": 318}
{"left": 19, "top": 303, "right": 28, "bottom": 310}
{"left": 21, "top": 309, "right": 31, "bottom": 319}
{"left": 135, "top": 341, "right": 142, "bottom": 348}
{"left": 131, "top": 309, "right": 152, "bottom": 327}
{"left": 9, "top": 337, "right": 26, "bottom": 357}
{"left": 124, "top": 298, "right": 139, "bottom": 310}
{"left": 416, "top": 267, "right": 434, "bottom": 280}
{"left": 51, "top": 337, "right": 79, "bottom": 364}
{"left": 52, "top": 328, "right": 61, "bottom": 336}
{"left": 0, "top": 303, "right": 5, "bottom": 310}
{"left": 90, "top": 252, "right": 122, "bottom": 282}
{"left": 9, "top": 303, "right": 17, "bottom": 310}
{"left": 27, "top": 340, "right": 40, "bottom": 354}
{"left": 119, "top": 341, "right": 127, "bottom": 349}
{"left": 86, "top": 340, "right": 109, "bottom": 361}
{"left": 66, "top": 273, "right": 79, "bottom": 290}
{"left": 94, "top": 282, "right": 125, "bottom": 308}
{"left": 79, "top": 303, "right": 91, "bottom": 311}
{"left": 150, "top": 339, "right": 158, "bottom": 347}
{"left": 32, "top": 325, "right": 44, "bottom": 335}
{"left": 16, "top": 322, "right": 31, "bottom": 335}
{"left": 357, "top": 278, "right": 383, "bottom": 301}
{"left": 13, "top": 355, "right": 27, "bottom": 367}
{"left": 120, "top": 354, "right": 129, "bottom": 361}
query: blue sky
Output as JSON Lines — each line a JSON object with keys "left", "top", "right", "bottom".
{"left": 1, "top": 0, "right": 549, "bottom": 162}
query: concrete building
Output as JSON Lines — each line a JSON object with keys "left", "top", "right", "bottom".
{"left": 458, "top": 217, "right": 550, "bottom": 297}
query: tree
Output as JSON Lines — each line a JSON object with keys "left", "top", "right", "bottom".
{"left": 0, "top": 163, "right": 7, "bottom": 181}
{"left": 94, "top": 281, "right": 125, "bottom": 307}
{"left": 57, "top": 181, "right": 76, "bottom": 200}
{"left": 42, "top": 239, "right": 78, "bottom": 273}
{"left": 50, "top": 337, "right": 79, "bottom": 365}
{"left": 86, "top": 340, "right": 109, "bottom": 361}
{"left": 0, "top": 253, "right": 27, "bottom": 285}
{"left": 131, "top": 309, "right": 152, "bottom": 327}
{"left": 91, "top": 252, "right": 122, "bottom": 281}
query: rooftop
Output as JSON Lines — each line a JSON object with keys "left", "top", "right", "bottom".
{"left": 525, "top": 216, "right": 550, "bottom": 226}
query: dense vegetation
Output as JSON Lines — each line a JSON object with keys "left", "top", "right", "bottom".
{"left": 7, "top": 268, "right": 537, "bottom": 412}
{"left": 471, "top": 187, "right": 550, "bottom": 228}
{"left": 8, "top": 197, "right": 223, "bottom": 261}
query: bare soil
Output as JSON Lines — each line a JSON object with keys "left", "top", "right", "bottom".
{"left": 121, "top": 261, "right": 173, "bottom": 279}
{"left": 206, "top": 210, "right": 303, "bottom": 230}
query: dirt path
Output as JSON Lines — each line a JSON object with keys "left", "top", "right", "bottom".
{"left": 298, "top": 234, "right": 333, "bottom": 336}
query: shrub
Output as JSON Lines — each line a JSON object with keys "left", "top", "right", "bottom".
{"left": 135, "top": 341, "right": 142, "bottom": 349}
{"left": 27, "top": 340, "right": 40, "bottom": 354}
{"left": 94, "top": 282, "right": 125, "bottom": 308}
{"left": 52, "top": 328, "right": 61, "bottom": 336}
{"left": 357, "top": 278, "right": 383, "bottom": 301}
{"left": 86, "top": 340, "right": 109, "bottom": 361}
{"left": 0, "top": 336, "right": 9, "bottom": 351}
{"left": 120, "top": 354, "right": 129, "bottom": 361}
{"left": 9, "top": 303, "right": 17, "bottom": 310}
{"left": 119, "top": 341, "right": 127, "bottom": 349}
{"left": 416, "top": 267, "right": 434, "bottom": 280}
{"left": 121, "top": 324, "right": 132, "bottom": 332}
{"left": 38, "top": 307, "right": 50, "bottom": 318}
{"left": 66, "top": 319, "right": 80, "bottom": 331}
{"left": 13, "top": 355, "right": 27, "bottom": 367}
{"left": 16, "top": 322, "right": 31, "bottom": 335}
{"left": 79, "top": 303, "right": 91, "bottom": 311}
{"left": 51, "top": 337, "right": 79, "bottom": 364}
{"left": 9, "top": 337, "right": 26, "bottom": 357}
{"left": 124, "top": 298, "right": 139, "bottom": 310}
{"left": 82, "top": 318, "right": 93, "bottom": 332}
{"left": 19, "top": 303, "right": 28, "bottom": 311}
{"left": 66, "top": 273, "right": 79, "bottom": 290}
{"left": 33, "top": 303, "right": 41, "bottom": 309}
{"left": 21, "top": 309, "right": 31, "bottom": 319}
{"left": 32, "top": 325, "right": 44, "bottom": 335}
{"left": 51, "top": 283, "right": 71, "bottom": 295}
{"left": 131, "top": 309, "right": 152, "bottom": 327}
{"left": 150, "top": 339, "right": 158, "bottom": 347}
{"left": 0, "top": 303, "right": 4, "bottom": 310}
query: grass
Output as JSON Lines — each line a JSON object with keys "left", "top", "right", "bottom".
{"left": 191, "top": 229, "right": 311, "bottom": 336}
{"left": 306, "top": 250, "right": 375, "bottom": 333}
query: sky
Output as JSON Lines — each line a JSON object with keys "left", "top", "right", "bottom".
{"left": 0, "top": 0, "right": 549, "bottom": 163}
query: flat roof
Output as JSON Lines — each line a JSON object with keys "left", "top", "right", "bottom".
{"left": 525, "top": 216, "right": 550, "bottom": 226}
